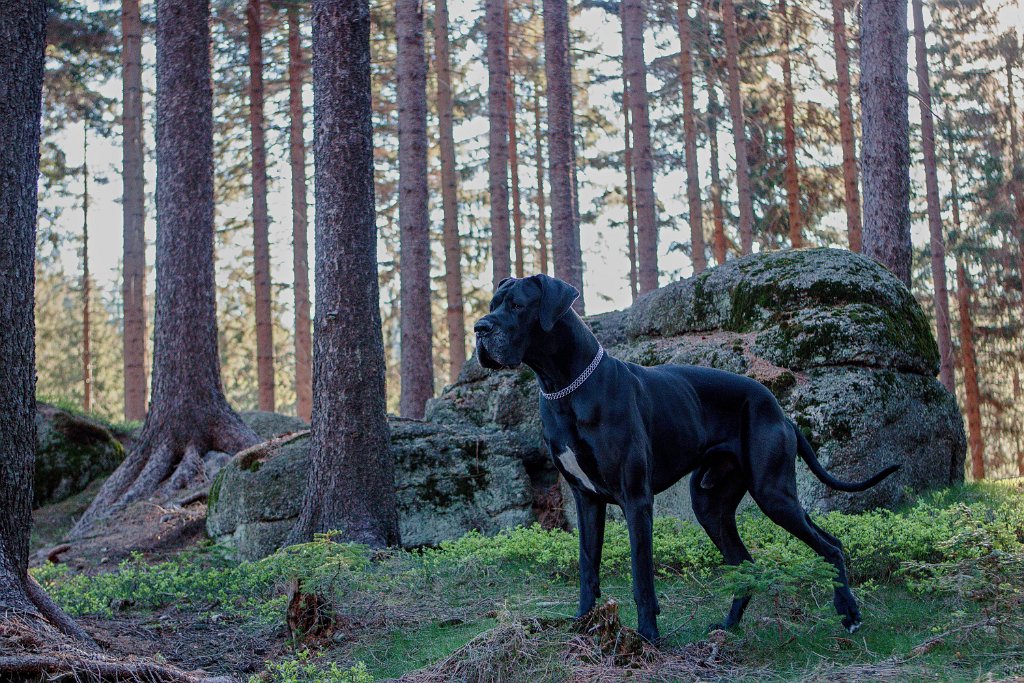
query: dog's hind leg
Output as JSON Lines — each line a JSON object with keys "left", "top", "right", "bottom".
{"left": 690, "top": 470, "right": 753, "bottom": 630}
{"left": 749, "top": 482, "right": 861, "bottom": 632}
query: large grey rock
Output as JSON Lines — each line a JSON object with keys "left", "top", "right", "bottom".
{"left": 430, "top": 248, "right": 966, "bottom": 522}
{"left": 207, "top": 418, "right": 534, "bottom": 559}
{"left": 33, "top": 403, "right": 126, "bottom": 507}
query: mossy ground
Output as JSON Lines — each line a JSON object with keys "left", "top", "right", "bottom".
{"left": 31, "top": 481, "right": 1024, "bottom": 682}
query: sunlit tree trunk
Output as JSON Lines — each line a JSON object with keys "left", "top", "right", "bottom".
{"left": 860, "top": 0, "right": 911, "bottom": 285}
{"left": 247, "top": 0, "right": 275, "bottom": 412}
{"left": 720, "top": 0, "right": 753, "bottom": 254}
{"left": 956, "top": 260, "right": 984, "bottom": 481}
{"left": 487, "top": 0, "right": 511, "bottom": 287}
{"left": 396, "top": 0, "right": 434, "bottom": 418}
{"left": 677, "top": 0, "right": 706, "bottom": 272}
{"left": 434, "top": 0, "right": 466, "bottom": 381}
{"left": 830, "top": 0, "right": 862, "bottom": 251}
{"left": 779, "top": 0, "right": 801, "bottom": 249}
{"left": 532, "top": 85, "right": 549, "bottom": 276}
{"left": 289, "top": 0, "right": 400, "bottom": 547}
{"left": 121, "top": 0, "right": 147, "bottom": 422}
{"left": 622, "top": 72, "right": 638, "bottom": 300}
{"left": 912, "top": 0, "right": 954, "bottom": 394}
{"left": 81, "top": 130, "right": 92, "bottom": 413}
{"left": 621, "top": 0, "right": 658, "bottom": 292}
{"left": 1006, "top": 50, "right": 1024, "bottom": 317}
{"left": 545, "top": 0, "right": 584, "bottom": 309}
{"left": 707, "top": 65, "right": 728, "bottom": 265}
{"left": 287, "top": 6, "right": 312, "bottom": 423}
{"left": 72, "top": 0, "right": 260, "bottom": 536}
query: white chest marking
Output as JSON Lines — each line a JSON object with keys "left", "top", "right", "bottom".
{"left": 558, "top": 448, "right": 597, "bottom": 493}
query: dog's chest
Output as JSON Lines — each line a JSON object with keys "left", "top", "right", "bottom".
{"left": 549, "top": 439, "right": 609, "bottom": 497}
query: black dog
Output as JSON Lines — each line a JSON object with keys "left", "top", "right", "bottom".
{"left": 474, "top": 274, "right": 899, "bottom": 643}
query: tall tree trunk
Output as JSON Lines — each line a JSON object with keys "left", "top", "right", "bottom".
{"left": 533, "top": 85, "right": 549, "bottom": 276}
{"left": 246, "top": 0, "right": 275, "bottom": 413}
{"left": 720, "top": 0, "right": 754, "bottom": 254}
{"left": 509, "top": 76, "right": 525, "bottom": 277}
{"left": 487, "top": 0, "right": 511, "bottom": 288}
{"left": 288, "top": 6, "right": 312, "bottom": 423}
{"left": 621, "top": 0, "right": 658, "bottom": 293}
{"left": 397, "top": 0, "right": 434, "bottom": 418}
{"left": 545, "top": 0, "right": 585, "bottom": 309}
{"left": 859, "top": 0, "right": 912, "bottom": 285}
{"left": 433, "top": 0, "right": 466, "bottom": 381}
{"left": 0, "top": 0, "right": 99, "bottom": 646}
{"left": 82, "top": 130, "right": 92, "bottom": 414}
{"left": 956, "top": 260, "right": 984, "bottom": 480}
{"left": 1006, "top": 51, "right": 1024, "bottom": 316}
{"left": 72, "top": 0, "right": 259, "bottom": 537}
{"left": 247, "top": 0, "right": 275, "bottom": 412}
{"left": 779, "top": 0, "right": 801, "bottom": 249}
{"left": 912, "top": 0, "right": 954, "bottom": 394}
{"left": 622, "top": 72, "right": 638, "bottom": 300}
{"left": 121, "top": 0, "right": 147, "bottom": 422}
{"left": 289, "top": 0, "right": 400, "bottom": 547}
{"left": 677, "top": 0, "right": 706, "bottom": 272}
{"left": 830, "top": 0, "right": 862, "bottom": 251}
{"left": 707, "top": 64, "right": 728, "bottom": 265}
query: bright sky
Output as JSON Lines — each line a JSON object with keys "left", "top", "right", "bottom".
{"left": 46, "top": 0, "right": 1024, "bottom": 323}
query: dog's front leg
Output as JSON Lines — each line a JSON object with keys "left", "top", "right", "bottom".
{"left": 572, "top": 488, "right": 606, "bottom": 618}
{"left": 623, "top": 494, "right": 659, "bottom": 643}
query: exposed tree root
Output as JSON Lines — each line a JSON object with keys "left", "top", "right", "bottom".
{"left": 71, "top": 414, "right": 258, "bottom": 538}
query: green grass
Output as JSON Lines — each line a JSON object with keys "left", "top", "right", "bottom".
{"left": 32, "top": 482, "right": 1024, "bottom": 681}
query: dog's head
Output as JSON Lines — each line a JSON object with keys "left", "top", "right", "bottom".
{"left": 473, "top": 274, "right": 580, "bottom": 369}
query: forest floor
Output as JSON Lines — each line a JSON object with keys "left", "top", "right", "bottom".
{"left": 26, "top": 480, "right": 1024, "bottom": 682}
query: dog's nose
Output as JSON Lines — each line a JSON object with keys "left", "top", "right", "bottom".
{"left": 474, "top": 319, "right": 493, "bottom": 336}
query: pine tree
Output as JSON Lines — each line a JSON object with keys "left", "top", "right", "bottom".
{"left": 677, "top": 0, "right": 706, "bottom": 272}
{"left": 779, "top": 0, "right": 801, "bottom": 249}
{"left": 487, "top": 0, "right": 511, "bottom": 287}
{"left": 121, "top": 0, "right": 147, "bottom": 422}
{"left": 830, "top": 0, "right": 862, "bottom": 251}
{"left": 720, "top": 0, "right": 754, "bottom": 254}
{"left": 289, "top": 0, "right": 400, "bottom": 547}
{"left": 397, "top": 0, "right": 435, "bottom": 418}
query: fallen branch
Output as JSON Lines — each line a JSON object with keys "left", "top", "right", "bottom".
{"left": 0, "top": 654, "right": 227, "bottom": 683}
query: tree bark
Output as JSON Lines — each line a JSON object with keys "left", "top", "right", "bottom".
{"left": 830, "top": 0, "right": 862, "bottom": 252}
{"left": 81, "top": 129, "right": 93, "bottom": 413}
{"left": 720, "top": 0, "right": 754, "bottom": 254}
{"left": 622, "top": 72, "right": 638, "bottom": 300}
{"left": 487, "top": 0, "right": 511, "bottom": 288}
{"left": 859, "top": 0, "right": 912, "bottom": 285}
{"left": 545, "top": 0, "right": 585, "bottom": 309}
{"left": 707, "top": 64, "right": 728, "bottom": 265}
{"left": 72, "top": 0, "right": 259, "bottom": 537}
{"left": 677, "top": 0, "right": 706, "bottom": 272}
{"left": 532, "top": 85, "right": 549, "bottom": 276}
{"left": 397, "top": 0, "right": 435, "bottom": 418}
{"left": 433, "top": 0, "right": 466, "bottom": 382}
{"left": 0, "top": 0, "right": 95, "bottom": 647}
{"left": 912, "top": 0, "right": 954, "bottom": 394}
{"left": 247, "top": 0, "right": 275, "bottom": 412}
{"left": 509, "top": 75, "right": 525, "bottom": 278}
{"left": 955, "top": 260, "right": 984, "bottom": 481}
{"left": 121, "top": 0, "right": 147, "bottom": 422}
{"left": 289, "top": 0, "right": 400, "bottom": 547}
{"left": 779, "top": 0, "right": 801, "bottom": 249}
{"left": 288, "top": 6, "right": 312, "bottom": 423}
{"left": 621, "top": 0, "right": 658, "bottom": 293}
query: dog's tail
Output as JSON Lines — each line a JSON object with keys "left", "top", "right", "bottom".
{"left": 793, "top": 422, "right": 900, "bottom": 492}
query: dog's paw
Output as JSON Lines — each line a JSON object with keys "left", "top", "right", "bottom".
{"left": 842, "top": 616, "right": 862, "bottom": 634}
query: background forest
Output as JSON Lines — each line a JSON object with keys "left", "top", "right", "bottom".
{"left": 37, "top": 0, "right": 1023, "bottom": 478}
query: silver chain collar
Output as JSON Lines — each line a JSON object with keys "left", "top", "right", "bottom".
{"left": 539, "top": 345, "right": 605, "bottom": 401}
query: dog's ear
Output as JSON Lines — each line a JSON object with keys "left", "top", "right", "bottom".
{"left": 535, "top": 274, "right": 579, "bottom": 332}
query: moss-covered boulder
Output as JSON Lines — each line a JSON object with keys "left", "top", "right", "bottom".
{"left": 207, "top": 418, "right": 534, "bottom": 559}
{"left": 430, "top": 248, "right": 966, "bottom": 521}
{"left": 34, "top": 403, "right": 126, "bottom": 507}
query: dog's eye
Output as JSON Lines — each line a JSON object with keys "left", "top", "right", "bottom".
{"left": 509, "top": 302, "right": 524, "bottom": 311}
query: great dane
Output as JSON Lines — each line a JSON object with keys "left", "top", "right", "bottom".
{"left": 473, "top": 274, "right": 899, "bottom": 643}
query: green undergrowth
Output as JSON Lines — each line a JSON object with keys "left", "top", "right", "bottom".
{"left": 33, "top": 482, "right": 1024, "bottom": 681}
